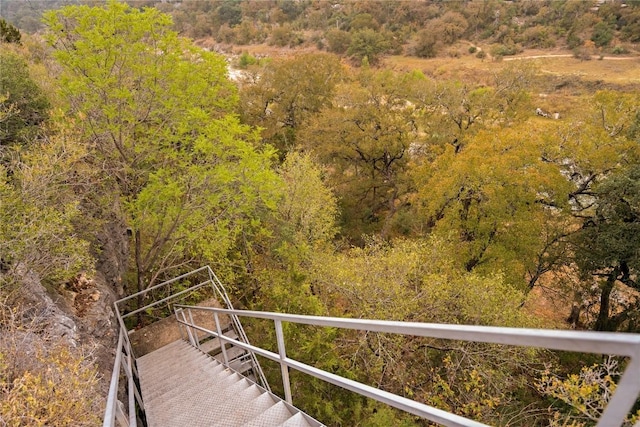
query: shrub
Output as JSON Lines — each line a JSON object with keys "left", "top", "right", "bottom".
{"left": 0, "top": 303, "right": 102, "bottom": 427}
{"left": 237, "top": 51, "right": 258, "bottom": 69}
{"left": 0, "top": 19, "right": 21, "bottom": 44}
{"left": 326, "top": 28, "right": 351, "bottom": 54}
{"left": 468, "top": 46, "right": 477, "bottom": 54}
{"left": 612, "top": 45, "right": 629, "bottom": 55}
{"left": 491, "top": 43, "right": 518, "bottom": 57}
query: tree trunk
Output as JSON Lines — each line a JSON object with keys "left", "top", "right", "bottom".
{"left": 135, "top": 229, "right": 145, "bottom": 325}
{"left": 594, "top": 271, "right": 617, "bottom": 331}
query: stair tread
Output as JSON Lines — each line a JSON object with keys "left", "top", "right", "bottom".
{"left": 137, "top": 339, "right": 324, "bottom": 426}
{"left": 245, "top": 401, "right": 293, "bottom": 427}
{"left": 279, "top": 412, "right": 316, "bottom": 427}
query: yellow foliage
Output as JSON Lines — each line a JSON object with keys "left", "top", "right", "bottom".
{"left": 0, "top": 345, "right": 101, "bottom": 427}
{"left": 537, "top": 357, "right": 636, "bottom": 426}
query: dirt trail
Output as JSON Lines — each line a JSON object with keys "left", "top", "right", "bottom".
{"left": 505, "top": 54, "right": 637, "bottom": 61}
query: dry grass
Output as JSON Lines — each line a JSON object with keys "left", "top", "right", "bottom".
{"left": 385, "top": 50, "right": 640, "bottom": 89}
{"left": 0, "top": 301, "right": 102, "bottom": 427}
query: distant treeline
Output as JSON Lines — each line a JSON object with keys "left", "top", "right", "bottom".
{"left": 3, "top": 1, "right": 640, "bottom": 61}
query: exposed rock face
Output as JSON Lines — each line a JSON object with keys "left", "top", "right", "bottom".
{"left": 94, "top": 217, "right": 130, "bottom": 298}
{"left": 17, "top": 269, "right": 120, "bottom": 395}
{"left": 4, "top": 215, "right": 131, "bottom": 400}
{"left": 19, "top": 270, "right": 81, "bottom": 347}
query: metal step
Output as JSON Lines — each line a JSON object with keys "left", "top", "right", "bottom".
{"left": 136, "top": 339, "right": 325, "bottom": 427}
{"left": 199, "top": 330, "right": 238, "bottom": 354}
{"left": 279, "top": 413, "right": 316, "bottom": 427}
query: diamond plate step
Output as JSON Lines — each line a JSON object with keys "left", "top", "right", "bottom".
{"left": 279, "top": 412, "right": 316, "bottom": 427}
{"left": 136, "top": 339, "right": 325, "bottom": 426}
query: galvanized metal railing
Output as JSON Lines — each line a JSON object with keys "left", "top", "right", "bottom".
{"left": 103, "top": 326, "right": 141, "bottom": 427}
{"left": 174, "top": 305, "right": 640, "bottom": 427}
{"left": 103, "top": 266, "right": 271, "bottom": 426}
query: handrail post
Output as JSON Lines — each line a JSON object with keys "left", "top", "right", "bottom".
{"left": 176, "top": 308, "right": 185, "bottom": 341}
{"left": 181, "top": 309, "right": 195, "bottom": 346}
{"left": 103, "top": 329, "right": 124, "bottom": 427}
{"left": 187, "top": 308, "right": 200, "bottom": 349}
{"left": 596, "top": 355, "right": 640, "bottom": 427}
{"left": 127, "top": 351, "right": 137, "bottom": 427}
{"left": 214, "top": 312, "right": 229, "bottom": 365}
{"left": 275, "top": 319, "right": 292, "bottom": 405}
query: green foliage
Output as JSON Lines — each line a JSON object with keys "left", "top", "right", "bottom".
{"left": 240, "top": 53, "right": 342, "bottom": 156}
{"left": 237, "top": 51, "right": 258, "bottom": 69}
{"left": 571, "top": 164, "right": 640, "bottom": 331}
{"left": 591, "top": 21, "right": 614, "bottom": 47}
{"left": 0, "top": 19, "right": 21, "bottom": 44}
{"left": 491, "top": 43, "right": 519, "bottom": 57}
{"left": 299, "top": 69, "right": 416, "bottom": 240}
{"left": 217, "top": 0, "right": 242, "bottom": 27}
{"left": 44, "top": 1, "right": 280, "bottom": 296}
{"left": 325, "top": 28, "right": 351, "bottom": 54}
{"left": 413, "top": 123, "right": 574, "bottom": 289}
{"left": 0, "top": 51, "right": 50, "bottom": 147}
{"left": 308, "top": 237, "right": 541, "bottom": 425}
{"left": 275, "top": 152, "right": 338, "bottom": 264}
{"left": 347, "top": 28, "right": 390, "bottom": 65}
{"left": 0, "top": 119, "right": 93, "bottom": 286}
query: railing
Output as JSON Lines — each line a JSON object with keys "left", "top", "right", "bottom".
{"left": 174, "top": 305, "right": 640, "bottom": 427}
{"left": 103, "top": 326, "right": 143, "bottom": 427}
{"left": 103, "top": 266, "right": 270, "bottom": 426}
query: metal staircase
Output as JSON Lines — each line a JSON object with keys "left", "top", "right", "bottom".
{"left": 103, "top": 266, "right": 640, "bottom": 427}
{"left": 137, "top": 340, "right": 321, "bottom": 426}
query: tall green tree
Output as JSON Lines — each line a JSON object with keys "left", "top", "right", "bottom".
{"left": 44, "top": 2, "right": 280, "bottom": 303}
{"left": 347, "top": 28, "right": 390, "bottom": 65}
{"left": 239, "top": 53, "right": 343, "bottom": 157}
{"left": 299, "top": 69, "right": 417, "bottom": 241}
{"left": 562, "top": 91, "right": 640, "bottom": 331}
{"left": 412, "top": 122, "right": 573, "bottom": 289}
{"left": 572, "top": 165, "right": 640, "bottom": 331}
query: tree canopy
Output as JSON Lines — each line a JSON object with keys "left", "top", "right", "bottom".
{"left": 44, "top": 1, "right": 281, "bottom": 298}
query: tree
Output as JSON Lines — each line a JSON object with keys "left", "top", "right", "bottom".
{"left": 347, "top": 28, "right": 390, "bottom": 66}
{"left": 325, "top": 28, "right": 351, "bottom": 54}
{"left": 531, "top": 91, "right": 640, "bottom": 330}
{"left": 411, "top": 122, "right": 573, "bottom": 289}
{"left": 44, "top": 2, "right": 281, "bottom": 307}
{"left": 308, "top": 237, "right": 541, "bottom": 425}
{"left": 275, "top": 152, "right": 338, "bottom": 262}
{"left": 406, "top": 63, "right": 534, "bottom": 154}
{"left": 414, "top": 29, "right": 439, "bottom": 58}
{"left": 299, "top": 69, "right": 417, "bottom": 241}
{"left": 591, "top": 21, "right": 614, "bottom": 47}
{"left": 571, "top": 165, "right": 640, "bottom": 331}
{"left": 239, "top": 53, "right": 343, "bottom": 156}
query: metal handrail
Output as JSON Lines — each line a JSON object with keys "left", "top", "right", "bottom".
{"left": 104, "top": 266, "right": 272, "bottom": 426}
{"left": 205, "top": 267, "right": 271, "bottom": 390}
{"left": 174, "top": 305, "right": 640, "bottom": 427}
{"left": 103, "top": 325, "right": 140, "bottom": 427}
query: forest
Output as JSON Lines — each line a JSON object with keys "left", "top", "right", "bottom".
{"left": 1, "top": 1, "right": 640, "bottom": 426}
